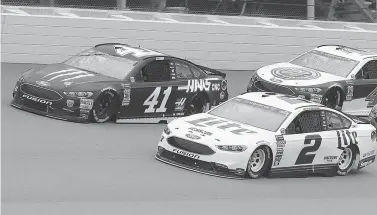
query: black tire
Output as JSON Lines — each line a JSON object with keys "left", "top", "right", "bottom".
{"left": 336, "top": 146, "right": 357, "bottom": 176}
{"left": 92, "top": 91, "right": 118, "bottom": 123}
{"left": 322, "top": 88, "right": 343, "bottom": 110}
{"left": 246, "top": 146, "right": 272, "bottom": 179}
{"left": 185, "top": 94, "right": 210, "bottom": 116}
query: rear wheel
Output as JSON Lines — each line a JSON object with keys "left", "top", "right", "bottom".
{"left": 323, "top": 89, "right": 343, "bottom": 110}
{"left": 336, "top": 146, "right": 356, "bottom": 176}
{"left": 185, "top": 95, "right": 210, "bottom": 116}
{"left": 92, "top": 91, "right": 118, "bottom": 123}
{"left": 246, "top": 146, "right": 271, "bottom": 179}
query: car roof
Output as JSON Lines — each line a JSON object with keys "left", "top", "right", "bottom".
{"left": 237, "top": 92, "right": 324, "bottom": 112}
{"left": 314, "top": 45, "right": 377, "bottom": 61}
{"left": 94, "top": 43, "right": 170, "bottom": 61}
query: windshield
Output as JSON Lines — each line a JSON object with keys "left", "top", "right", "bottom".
{"left": 208, "top": 98, "right": 291, "bottom": 132}
{"left": 64, "top": 48, "right": 138, "bottom": 80}
{"left": 290, "top": 50, "right": 359, "bottom": 78}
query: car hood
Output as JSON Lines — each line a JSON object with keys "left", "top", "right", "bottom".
{"left": 168, "top": 113, "right": 274, "bottom": 146}
{"left": 256, "top": 62, "right": 348, "bottom": 87}
{"left": 23, "top": 63, "right": 118, "bottom": 90}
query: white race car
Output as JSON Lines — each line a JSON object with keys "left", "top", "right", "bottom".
{"left": 155, "top": 92, "right": 377, "bottom": 179}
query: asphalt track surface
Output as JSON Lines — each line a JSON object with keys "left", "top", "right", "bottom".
{"left": 2, "top": 63, "right": 377, "bottom": 215}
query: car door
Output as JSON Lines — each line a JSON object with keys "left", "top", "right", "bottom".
{"left": 118, "top": 58, "right": 187, "bottom": 119}
{"left": 275, "top": 110, "right": 340, "bottom": 171}
{"left": 343, "top": 59, "right": 377, "bottom": 113}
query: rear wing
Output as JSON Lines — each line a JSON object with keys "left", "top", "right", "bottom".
{"left": 195, "top": 65, "right": 226, "bottom": 78}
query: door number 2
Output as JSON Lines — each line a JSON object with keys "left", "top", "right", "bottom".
{"left": 144, "top": 87, "right": 172, "bottom": 113}
{"left": 295, "top": 134, "right": 322, "bottom": 165}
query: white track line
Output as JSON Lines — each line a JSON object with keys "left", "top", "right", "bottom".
{"left": 209, "top": 19, "right": 230, "bottom": 25}
{"left": 57, "top": 12, "right": 79, "bottom": 18}
{"left": 6, "top": 8, "right": 29, "bottom": 15}
{"left": 257, "top": 21, "right": 279, "bottom": 27}
{"left": 303, "top": 25, "right": 323, "bottom": 29}
{"left": 111, "top": 14, "right": 134, "bottom": 21}
{"left": 344, "top": 26, "right": 367, "bottom": 31}
{"left": 158, "top": 17, "right": 179, "bottom": 23}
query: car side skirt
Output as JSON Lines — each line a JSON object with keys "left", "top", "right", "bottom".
{"left": 268, "top": 164, "right": 338, "bottom": 178}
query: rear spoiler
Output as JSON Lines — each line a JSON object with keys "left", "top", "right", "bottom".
{"left": 195, "top": 65, "right": 226, "bottom": 78}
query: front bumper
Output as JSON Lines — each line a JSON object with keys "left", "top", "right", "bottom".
{"left": 246, "top": 77, "right": 323, "bottom": 103}
{"left": 11, "top": 83, "right": 93, "bottom": 123}
{"left": 155, "top": 133, "right": 248, "bottom": 179}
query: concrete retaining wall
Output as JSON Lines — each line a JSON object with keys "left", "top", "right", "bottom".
{"left": 1, "top": 6, "right": 377, "bottom": 70}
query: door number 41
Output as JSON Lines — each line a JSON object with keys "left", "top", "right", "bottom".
{"left": 144, "top": 87, "right": 172, "bottom": 113}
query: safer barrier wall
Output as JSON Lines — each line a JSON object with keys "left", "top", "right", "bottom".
{"left": 1, "top": 6, "right": 377, "bottom": 70}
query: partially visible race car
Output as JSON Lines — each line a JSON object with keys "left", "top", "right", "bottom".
{"left": 246, "top": 44, "right": 377, "bottom": 118}
{"left": 11, "top": 43, "right": 228, "bottom": 123}
{"left": 155, "top": 92, "right": 377, "bottom": 179}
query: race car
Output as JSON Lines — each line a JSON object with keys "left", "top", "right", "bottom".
{"left": 246, "top": 44, "right": 377, "bottom": 118}
{"left": 11, "top": 43, "right": 229, "bottom": 123}
{"left": 155, "top": 92, "right": 377, "bottom": 179}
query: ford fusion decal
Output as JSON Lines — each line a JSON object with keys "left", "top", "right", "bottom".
{"left": 271, "top": 67, "right": 321, "bottom": 80}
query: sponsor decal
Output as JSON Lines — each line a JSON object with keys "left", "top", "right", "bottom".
{"left": 346, "top": 85, "right": 353, "bottom": 101}
{"left": 220, "top": 91, "right": 225, "bottom": 100}
{"left": 363, "top": 150, "right": 375, "bottom": 158}
{"left": 36, "top": 80, "right": 50, "bottom": 87}
{"left": 121, "top": 83, "right": 131, "bottom": 106}
{"left": 324, "top": 156, "right": 338, "bottom": 163}
{"left": 274, "top": 139, "right": 286, "bottom": 166}
{"left": 79, "top": 98, "right": 93, "bottom": 109}
{"left": 358, "top": 155, "right": 375, "bottom": 169}
{"left": 66, "top": 99, "right": 74, "bottom": 108}
{"left": 178, "top": 79, "right": 211, "bottom": 93}
{"left": 172, "top": 148, "right": 200, "bottom": 159}
{"left": 43, "top": 69, "right": 95, "bottom": 82}
{"left": 221, "top": 80, "right": 227, "bottom": 91}
{"left": 211, "top": 83, "right": 221, "bottom": 92}
{"left": 174, "top": 98, "right": 186, "bottom": 111}
{"left": 188, "top": 127, "right": 213, "bottom": 136}
{"left": 186, "top": 116, "right": 256, "bottom": 135}
{"left": 185, "top": 133, "right": 201, "bottom": 140}
{"left": 22, "top": 94, "right": 52, "bottom": 105}
{"left": 271, "top": 67, "right": 321, "bottom": 80}
{"left": 101, "top": 87, "right": 116, "bottom": 92}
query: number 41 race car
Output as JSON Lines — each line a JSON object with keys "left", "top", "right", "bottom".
{"left": 246, "top": 44, "right": 377, "bottom": 118}
{"left": 156, "top": 92, "right": 377, "bottom": 179}
{"left": 11, "top": 43, "right": 229, "bottom": 123}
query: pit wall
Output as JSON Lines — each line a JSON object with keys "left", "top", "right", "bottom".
{"left": 1, "top": 5, "right": 377, "bottom": 70}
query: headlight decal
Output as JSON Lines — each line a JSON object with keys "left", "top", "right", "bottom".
{"left": 216, "top": 145, "right": 247, "bottom": 152}
{"left": 63, "top": 91, "right": 93, "bottom": 98}
{"left": 295, "top": 87, "right": 322, "bottom": 93}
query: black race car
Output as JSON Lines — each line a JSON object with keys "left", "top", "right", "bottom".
{"left": 246, "top": 44, "right": 377, "bottom": 118}
{"left": 12, "top": 43, "right": 229, "bottom": 123}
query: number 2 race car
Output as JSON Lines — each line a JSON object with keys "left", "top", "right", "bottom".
{"left": 11, "top": 43, "right": 229, "bottom": 123}
{"left": 246, "top": 45, "right": 377, "bottom": 118}
{"left": 156, "top": 92, "right": 377, "bottom": 179}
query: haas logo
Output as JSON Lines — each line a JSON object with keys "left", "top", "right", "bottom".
{"left": 186, "top": 79, "right": 211, "bottom": 93}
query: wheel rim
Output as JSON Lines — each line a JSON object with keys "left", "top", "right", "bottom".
{"left": 248, "top": 149, "right": 266, "bottom": 172}
{"left": 338, "top": 148, "right": 352, "bottom": 170}
{"left": 95, "top": 97, "right": 111, "bottom": 116}
{"left": 186, "top": 97, "right": 206, "bottom": 115}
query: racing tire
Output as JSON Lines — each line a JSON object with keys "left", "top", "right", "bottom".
{"left": 323, "top": 88, "right": 343, "bottom": 111}
{"left": 92, "top": 91, "right": 118, "bottom": 123}
{"left": 336, "top": 146, "right": 357, "bottom": 176}
{"left": 246, "top": 146, "right": 272, "bottom": 179}
{"left": 185, "top": 94, "right": 210, "bottom": 116}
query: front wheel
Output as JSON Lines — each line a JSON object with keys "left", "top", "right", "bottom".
{"left": 246, "top": 146, "right": 271, "bottom": 179}
{"left": 92, "top": 91, "right": 117, "bottom": 123}
{"left": 322, "top": 89, "right": 343, "bottom": 110}
{"left": 336, "top": 146, "right": 356, "bottom": 176}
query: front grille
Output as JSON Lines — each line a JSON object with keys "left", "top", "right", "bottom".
{"left": 20, "top": 84, "right": 62, "bottom": 101}
{"left": 256, "top": 81, "right": 295, "bottom": 95}
{"left": 167, "top": 137, "right": 215, "bottom": 155}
